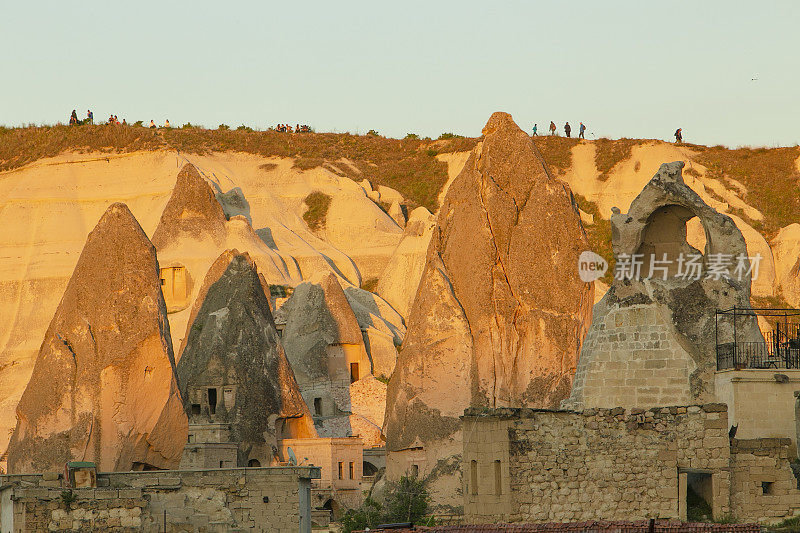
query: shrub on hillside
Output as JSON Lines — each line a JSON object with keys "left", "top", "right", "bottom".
{"left": 437, "top": 132, "right": 462, "bottom": 140}
{"left": 237, "top": 124, "right": 253, "bottom": 132}
{"left": 302, "top": 191, "right": 332, "bottom": 231}
{"left": 218, "top": 124, "right": 230, "bottom": 130}
{"left": 405, "top": 133, "right": 419, "bottom": 139}
{"left": 341, "top": 475, "right": 430, "bottom": 533}
{"left": 367, "top": 129, "right": 380, "bottom": 136}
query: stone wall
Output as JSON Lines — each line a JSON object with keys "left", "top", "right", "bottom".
{"left": 715, "top": 369, "right": 800, "bottom": 449}
{"left": 0, "top": 466, "right": 318, "bottom": 532}
{"left": 730, "top": 438, "right": 800, "bottom": 522}
{"left": 463, "top": 404, "right": 800, "bottom": 525}
{"left": 564, "top": 305, "right": 697, "bottom": 410}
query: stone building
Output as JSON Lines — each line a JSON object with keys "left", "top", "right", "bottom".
{"left": 462, "top": 405, "right": 800, "bottom": 524}
{"left": 278, "top": 436, "right": 366, "bottom": 513}
{"left": 0, "top": 465, "right": 319, "bottom": 532}
{"left": 176, "top": 250, "right": 316, "bottom": 469}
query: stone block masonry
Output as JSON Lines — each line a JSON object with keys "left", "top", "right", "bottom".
{"left": 0, "top": 466, "right": 319, "bottom": 532}
{"left": 462, "top": 404, "right": 800, "bottom": 525}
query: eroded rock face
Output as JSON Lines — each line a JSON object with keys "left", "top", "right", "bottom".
{"left": 383, "top": 112, "right": 593, "bottom": 509}
{"left": 565, "top": 161, "right": 760, "bottom": 410}
{"left": 7, "top": 203, "right": 187, "bottom": 473}
{"left": 176, "top": 251, "right": 315, "bottom": 466}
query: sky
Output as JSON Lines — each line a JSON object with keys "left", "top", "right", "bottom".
{"left": 1, "top": 1, "right": 798, "bottom": 147}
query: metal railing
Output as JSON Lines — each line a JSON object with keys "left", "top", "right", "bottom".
{"left": 715, "top": 307, "right": 800, "bottom": 370}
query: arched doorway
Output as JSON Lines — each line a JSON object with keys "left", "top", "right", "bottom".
{"left": 248, "top": 458, "right": 261, "bottom": 467}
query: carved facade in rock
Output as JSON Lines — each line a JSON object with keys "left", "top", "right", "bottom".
{"left": 176, "top": 250, "right": 315, "bottom": 468}
{"left": 564, "top": 161, "right": 761, "bottom": 410}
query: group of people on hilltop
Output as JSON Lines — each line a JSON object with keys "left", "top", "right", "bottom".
{"left": 69, "top": 109, "right": 128, "bottom": 126}
{"left": 276, "top": 123, "right": 311, "bottom": 133}
{"left": 532, "top": 121, "right": 587, "bottom": 139}
{"left": 531, "top": 120, "right": 685, "bottom": 144}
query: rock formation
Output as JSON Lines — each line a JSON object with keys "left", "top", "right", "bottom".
{"left": 772, "top": 224, "right": 800, "bottom": 307}
{"left": 383, "top": 112, "right": 593, "bottom": 509}
{"left": 565, "top": 161, "right": 761, "bottom": 410}
{"left": 7, "top": 203, "right": 187, "bottom": 473}
{"left": 152, "top": 164, "right": 228, "bottom": 249}
{"left": 274, "top": 272, "right": 385, "bottom": 446}
{"left": 376, "top": 206, "right": 436, "bottom": 320}
{"left": 176, "top": 250, "right": 315, "bottom": 466}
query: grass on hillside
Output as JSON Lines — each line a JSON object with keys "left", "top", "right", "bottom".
{"left": 302, "top": 192, "right": 332, "bottom": 231}
{"left": 693, "top": 145, "right": 800, "bottom": 237}
{"left": 162, "top": 128, "right": 479, "bottom": 211}
{"left": 0, "top": 124, "right": 163, "bottom": 171}
{"left": 594, "top": 138, "right": 646, "bottom": 181}
{"left": 0, "top": 124, "right": 479, "bottom": 211}
{"left": 532, "top": 136, "right": 581, "bottom": 172}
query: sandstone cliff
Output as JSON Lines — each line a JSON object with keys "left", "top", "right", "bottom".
{"left": 383, "top": 112, "right": 593, "bottom": 508}
{"left": 176, "top": 250, "right": 315, "bottom": 465}
{"left": 7, "top": 203, "right": 187, "bottom": 473}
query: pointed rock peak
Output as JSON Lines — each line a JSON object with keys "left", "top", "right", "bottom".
{"left": 176, "top": 245, "right": 314, "bottom": 454}
{"left": 89, "top": 202, "right": 151, "bottom": 249}
{"left": 151, "top": 163, "right": 227, "bottom": 249}
{"left": 7, "top": 202, "right": 186, "bottom": 473}
{"left": 481, "top": 111, "right": 517, "bottom": 136}
{"left": 177, "top": 248, "right": 265, "bottom": 359}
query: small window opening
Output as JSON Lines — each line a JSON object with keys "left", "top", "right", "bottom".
{"left": 208, "top": 388, "right": 217, "bottom": 415}
{"left": 191, "top": 404, "right": 201, "bottom": 416}
{"left": 314, "top": 397, "right": 322, "bottom": 416}
{"left": 160, "top": 278, "right": 166, "bottom": 286}
{"left": 762, "top": 481, "right": 774, "bottom": 495}
{"left": 219, "top": 461, "right": 224, "bottom": 468}
{"left": 248, "top": 459, "right": 261, "bottom": 468}
{"left": 350, "top": 362, "right": 359, "bottom": 383}
{"left": 349, "top": 462, "right": 355, "bottom": 479}
{"left": 470, "top": 460, "right": 478, "bottom": 495}
{"left": 494, "top": 460, "right": 502, "bottom": 495}
{"left": 338, "top": 462, "right": 343, "bottom": 480}
{"left": 411, "top": 464, "right": 419, "bottom": 477}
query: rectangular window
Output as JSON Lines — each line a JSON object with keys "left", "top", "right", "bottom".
{"left": 349, "top": 462, "right": 354, "bottom": 479}
{"left": 338, "top": 462, "right": 343, "bottom": 480}
{"left": 470, "top": 460, "right": 478, "bottom": 495}
{"left": 208, "top": 388, "right": 217, "bottom": 415}
{"left": 314, "top": 397, "right": 322, "bottom": 416}
{"left": 411, "top": 464, "right": 419, "bottom": 477}
{"left": 350, "top": 362, "right": 359, "bottom": 383}
{"left": 494, "top": 460, "right": 502, "bottom": 495}
{"left": 762, "top": 481, "right": 774, "bottom": 495}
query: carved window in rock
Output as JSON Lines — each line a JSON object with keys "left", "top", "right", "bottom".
{"left": 494, "top": 460, "right": 502, "bottom": 495}
{"left": 350, "top": 362, "right": 359, "bottom": 383}
{"left": 208, "top": 387, "right": 218, "bottom": 415}
{"left": 314, "top": 397, "right": 322, "bottom": 416}
{"left": 159, "top": 265, "right": 188, "bottom": 309}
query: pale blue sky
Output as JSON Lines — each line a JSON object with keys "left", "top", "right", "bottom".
{"left": 1, "top": 1, "right": 797, "bottom": 147}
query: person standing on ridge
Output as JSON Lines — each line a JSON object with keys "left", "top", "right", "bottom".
{"left": 149, "top": 120, "right": 156, "bottom": 129}
{"left": 674, "top": 128, "right": 682, "bottom": 143}
{"left": 579, "top": 122, "right": 586, "bottom": 139}
{"left": 532, "top": 124, "right": 538, "bottom": 136}
{"left": 87, "top": 110, "right": 93, "bottom": 124}
{"left": 69, "top": 110, "right": 78, "bottom": 125}
{"left": 564, "top": 122, "right": 571, "bottom": 138}
{"left": 549, "top": 121, "right": 556, "bottom": 135}
{"left": 164, "top": 119, "right": 170, "bottom": 128}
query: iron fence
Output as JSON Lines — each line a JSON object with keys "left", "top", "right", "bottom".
{"left": 715, "top": 307, "right": 800, "bottom": 370}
